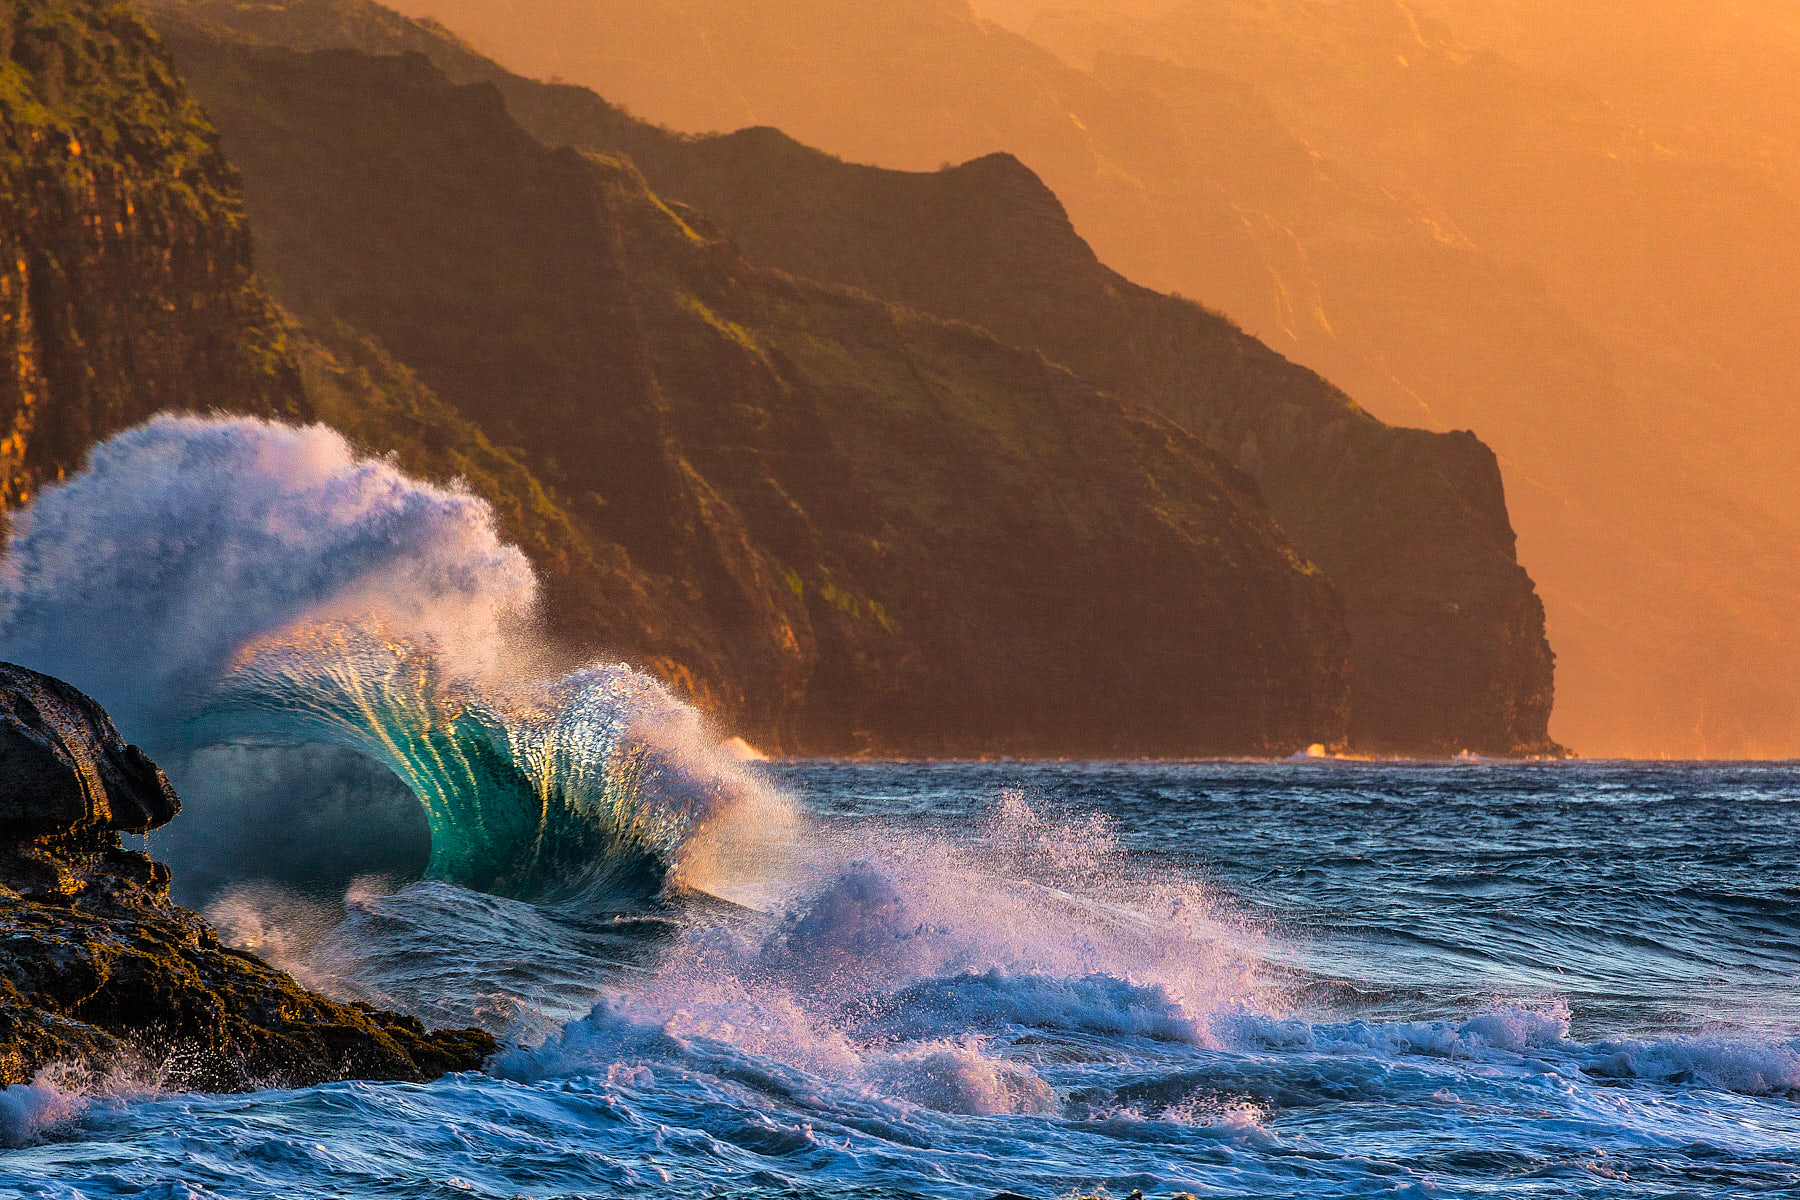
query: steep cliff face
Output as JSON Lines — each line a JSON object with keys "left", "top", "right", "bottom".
{"left": 0, "top": 0, "right": 1352, "bottom": 756}
{"left": 0, "top": 0, "right": 303, "bottom": 509}
{"left": 142, "top": 0, "right": 1556, "bottom": 755}
{"left": 551, "top": 134, "right": 1560, "bottom": 757}
{"left": 142, "top": 26, "right": 1352, "bottom": 755}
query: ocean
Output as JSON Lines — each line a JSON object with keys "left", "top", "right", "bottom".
{"left": 0, "top": 418, "right": 1795, "bottom": 1197}
{"left": 5, "top": 758, "right": 1800, "bottom": 1199}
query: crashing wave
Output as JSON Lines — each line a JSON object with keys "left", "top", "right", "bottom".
{"left": 0, "top": 415, "right": 786, "bottom": 900}
{"left": 196, "top": 624, "right": 750, "bottom": 896}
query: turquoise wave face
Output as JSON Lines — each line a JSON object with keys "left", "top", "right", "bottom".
{"left": 186, "top": 625, "right": 714, "bottom": 900}
{"left": 0, "top": 416, "right": 786, "bottom": 905}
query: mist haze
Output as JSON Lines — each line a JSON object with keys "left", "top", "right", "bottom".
{"left": 388, "top": 0, "right": 1800, "bottom": 757}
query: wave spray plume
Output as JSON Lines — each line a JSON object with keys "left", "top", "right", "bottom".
{"left": 0, "top": 415, "right": 785, "bottom": 899}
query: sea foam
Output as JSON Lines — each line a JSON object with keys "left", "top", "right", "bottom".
{"left": 0, "top": 416, "right": 789, "bottom": 900}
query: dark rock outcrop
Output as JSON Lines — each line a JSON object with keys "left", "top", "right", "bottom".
{"left": 0, "top": 664, "right": 179, "bottom": 836}
{"left": 0, "top": 663, "right": 493, "bottom": 1090}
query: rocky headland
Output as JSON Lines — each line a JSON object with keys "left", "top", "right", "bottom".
{"left": 137, "top": 0, "right": 1563, "bottom": 757}
{"left": 0, "top": 662, "right": 492, "bottom": 1091}
{"left": 1, "top": 0, "right": 1569, "bottom": 760}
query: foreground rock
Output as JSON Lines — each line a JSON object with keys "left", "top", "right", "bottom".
{"left": 0, "top": 662, "right": 492, "bottom": 1090}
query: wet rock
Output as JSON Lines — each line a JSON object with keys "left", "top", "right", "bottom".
{"left": 0, "top": 661, "right": 494, "bottom": 1090}
{"left": 0, "top": 663, "right": 180, "bottom": 837}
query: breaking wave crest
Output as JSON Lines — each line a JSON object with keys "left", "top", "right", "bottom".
{"left": 195, "top": 626, "right": 761, "bottom": 896}
{"left": 0, "top": 415, "right": 784, "bottom": 899}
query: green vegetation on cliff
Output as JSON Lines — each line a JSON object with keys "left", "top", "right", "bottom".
{"left": 140, "top": 0, "right": 1559, "bottom": 755}
{"left": 0, "top": 0, "right": 303, "bottom": 507}
{"left": 1, "top": 0, "right": 1354, "bottom": 756}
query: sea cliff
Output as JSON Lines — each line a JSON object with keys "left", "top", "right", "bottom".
{"left": 0, "top": 0, "right": 304, "bottom": 510}
{"left": 138, "top": 0, "right": 1561, "bottom": 755}
{"left": 136, "top": 11, "right": 1359, "bottom": 756}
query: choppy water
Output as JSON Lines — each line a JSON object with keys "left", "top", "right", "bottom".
{"left": 1, "top": 418, "right": 1795, "bottom": 1196}
{"left": 6, "top": 759, "right": 1800, "bottom": 1200}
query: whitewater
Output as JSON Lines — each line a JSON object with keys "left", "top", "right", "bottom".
{"left": 2, "top": 417, "right": 1798, "bottom": 1198}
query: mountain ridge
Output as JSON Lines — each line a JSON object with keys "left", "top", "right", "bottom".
{"left": 115, "top": 14, "right": 1359, "bottom": 756}
{"left": 142, "top": 0, "right": 1560, "bottom": 755}
{"left": 368, "top": 0, "right": 1800, "bottom": 756}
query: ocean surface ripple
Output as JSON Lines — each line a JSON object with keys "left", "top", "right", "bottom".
{"left": 7, "top": 760, "right": 1800, "bottom": 1199}
{"left": 1, "top": 420, "right": 1796, "bottom": 1197}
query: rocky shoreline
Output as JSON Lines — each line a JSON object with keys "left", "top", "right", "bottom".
{"left": 0, "top": 662, "right": 491, "bottom": 1091}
